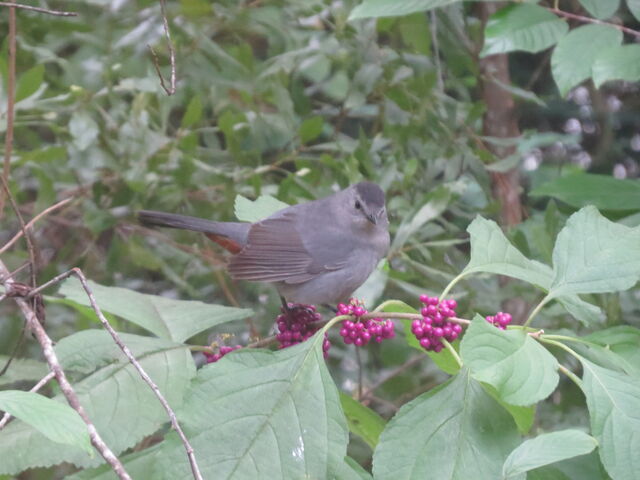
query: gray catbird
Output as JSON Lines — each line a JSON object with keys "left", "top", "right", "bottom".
{"left": 138, "top": 182, "right": 390, "bottom": 305}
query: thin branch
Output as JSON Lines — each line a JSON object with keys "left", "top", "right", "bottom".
{"left": 361, "top": 354, "right": 423, "bottom": 400}
{"left": 148, "top": 0, "right": 176, "bottom": 95}
{"left": 70, "top": 269, "right": 203, "bottom": 480}
{"left": 361, "top": 311, "right": 471, "bottom": 326}
{"left": 430, "top": 10, "right": 444, "bottom": 92}
{"left": 0, "top": 261, "right": 131, "bottom": 480}
{"left": 0, "top": 371, "right": 56, "bottom": 429}
{"left": 546, "top": 7, "right": 640, "bottom": 39}
{"left": 0, "top": 197, "right": 73, "bottom": 255}
{"left": 0, "top": 1, "right": 77, "bottom": 16}
{"left": 0, "top": 1, "right": 16, "bottom": 219}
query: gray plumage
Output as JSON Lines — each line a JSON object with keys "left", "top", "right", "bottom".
{"left": 138, "top": 182, "right": 390, "bottom": 304}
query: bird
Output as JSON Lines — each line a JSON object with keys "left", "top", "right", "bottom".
{"left": 138, "top": 182, "right": 390, "bottom": 306}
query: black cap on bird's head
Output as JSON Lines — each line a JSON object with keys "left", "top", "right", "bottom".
{"left": 351, "top": 182, "right": 386, "bottom": 225}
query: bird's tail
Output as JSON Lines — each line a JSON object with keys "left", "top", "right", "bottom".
{"left": 137, "top": 210, "right": 249, "bottom": 252}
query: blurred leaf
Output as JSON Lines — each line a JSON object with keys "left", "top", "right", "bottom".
{"left": 556, "top": 295, "right": 604, "bottom": 326}
{"left": 461, "top": 316, "right": 559, "bottom": 406}
{"left": 0, "top": 331, "right": 194, "bottom": 474}
{"left": 551, "top": 25, "right": 622, "bottom": 96}
{"left": 531, "top": 173, "right": 640, "bottom": 211}
{"left": 0, "top": 391, "right": 92, "bottom": 455}
{"left": 502, "top": 429, "right": 598, "bottom": 479}
{"left": 15, "top": 64, "right": 44, "bottom": 102}
{"left": 628, "top": 0, "right": 640, "bottom": 21}
{"left": 58, "top": 278, "right": 252, "bottom": 342}
{"left": 234, "top": 194, "right": 289, "bottom": 222}
{"left": 577, "top": 0, "right": 620, "bottom": 19}
{"left": 181, "top": 95, "right": 203, "bottom": 128}
{"left": 67, "top": 444, "right": 163, "bottom": 480}
{"left": 0, "top": 356, "right": 48, "bottom": 388}
{"left": 69, "top": 111, "right": 99, "bottom": 151}
{"left": 299, "top": 115, "right": 324, "bottom": 143}
{"left": 481, "top": 4, "right": 568, "bottom": 57}
{"left": 583, "top": 326, "right": 640, "bottom": 375}
{"left": 340, "top": 392, "right": 386, "bottom": 449}
{"left": 548, "top": 207, "right": 640, "bottom": 298}
{"left": 336, "top": 456, "right": 373, "bottom": 480}
{"left": 155, "top": 331, "right": 349, "bottom": 478}
{"left": 580, "top": 358, "right": 640, "bottom": 480}
{"left": 372, "top": 369, "right": 519, "bottom": 479}
{"left": 593, "top": 44, "right": 640, "bottom": 88}
{"left": 350, "top": 0, "right": 465, "bottom": 20}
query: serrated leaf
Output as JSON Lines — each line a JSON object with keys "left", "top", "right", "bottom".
{"left": 0, "top": 331, "right": 194, "bottom": 474}
{"left": 233, "top": 194, "right": 289, "bottom": 223}
{"left": 583, "top": 326, "right": 640, "bottom": 374}
{"left": 556, "top": 295, "right": 604, "bottom": 326}
{"left": 349, "top": 0, "right": 464, "bottom": 20}
{"left": 340, "top": 393, "right": 386, "bottom": 449}
{"left": 462, "top": 216, "right": 553, "bottom": 290}
{"left": 530, "top": 173, "right": 640, "bottom": 211}
{"left": 577, "top": 0, "right": 620, "bottom": 19}
{"left": 67, "top": 443, "right": 163, "bottom": 480}
{"left": 551, "top": 25, "right": 622, "bottom": 96}
{"left": 481, "top": 4, "right": 568, "bottom": 57}
{"left": 502, "top": 429, "right": 597, "bottom": 479}
{"left": 461, "top": 316, "right": 559, "bottom": 406}
{"left": 16, "top": 64, "right": 45, "bottom": 102}
{"left": 0, "top": 391, "right": 92, "bottom": 455}
{"left": 580, "top": 358, "right": 640, "bottom": 480}
{"left": 57, "top": 278, "right": 252, "bottom": 342}
{"left": 548, "top": 206, "right": 640, "bottom": 298}
{"left": 372, "top": 369, "right": 519, "bottom": 479}
{"left": 593, "top": 44, "right": 640, "bottom": 88}
{"left": 0, "top": 356, "right": 48, "bottom": 387}
{"left": 156, "top": 331, "right": 348, "bottom": 479}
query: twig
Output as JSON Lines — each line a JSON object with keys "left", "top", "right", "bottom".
{"left": 0, "top": 1, "right": 77, "bottom": 16}
{"left": 430, "top": 10, "right": 443, "bottom": 92}
{"left": 0, "top": 1, "right": 16, "bottom": 219}
{"left": 148, "top": 0, "right": 176, "bottom": 95}
{"left": 70, "top": 269, "right": 203, "bottom": 480}
{"left": 361, "top": 354, "right": 423, "bottom": 400}
{"left": 361, "top": 311, "right": 471, "bottom": 326}
{"left": 546, "top": 7, "right": 640, "bottom": 39}
{"left": 0, "top": 371, "right": 56, "bottom": 429}
{"left": 0, "top": 261, "right": 131, "bottom": 480}
{"left": 0, "top": 197, "right": 73, "bottom": 255}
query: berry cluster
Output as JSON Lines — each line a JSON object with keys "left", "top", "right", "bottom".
{"left": 204, "top": 344, "right": 242, "bottom": 363}
{"left": 338, "top": 300, "right": 395, "bottom": 346}
{"left": 411, "top": 295, "right": 462, "bottom": 353}
{"left": 276, "top": 304, "right": 330, "bottom": 357}
{"left": 485, "top": 311, "right": 512, "bottom": 330}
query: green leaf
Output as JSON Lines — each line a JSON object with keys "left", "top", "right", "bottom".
{"left": 156, "top": 331, "right": 348, "bottom": 478}
{"left": 577, "top": 0, "right": 620, "bottom": 19}
{"left": 0, "top": 356, "right": 48, "bottom": 387}
{"left": 349, "top": 0, "right": 466, "bottom": 20}
{"left": 340, "top": 393, "right": 386, "bottom": 449}
{"left": 531, "top": 173, "right": 640, "bottom": 211}
{"left": 583, "top": 326, "right": 640, "bottom": 374}
{"left": 462, "top": 216, "right": 553, "bottom": 290}
{"left": 580, "top": 358, "right": 640, "bottom": 480}
{"left": 548, "top": 206, "right": 640, "bottom": 298}
{"left": 502, "top": 429, "right": 598, "bottom": 479}
{"left": 593, "top": 44, "right": 640, "bottom": 88}
{"left": 57, "top": 278, "right": 252, "bottom": 342}
{"left": 461, "top": 316, "right": 559, "bottom": 406}
{"left": 299, "top": 116, "right": 324, "bottom": 143}
{"left": 628, "top": 0, "right": 640, "bottom": 21}
{"left": 483, "top": 384, "right": 535, "bottom": 434}
{"left": 372, "top": 369, "right": 519, "bottom": 479}
{"left": 66, "top": 443, "right": 163, "bottom": 480}
{"left": 181, "top": 95, "right": 203, "bottom": 128}
{"left": 0, "top": 331, "right": 194, "bottom": 474}
{"left": 234, "top": 194, "right": 289, "bottom": 223}
{"left": 551, "top": 25, "right": 622, "bottom": 96}
{"left": 0, "top": 391, "right": 92, "bottom": 455}
{"left": 69, "top": 111, "right": 99, "bottom": 151}
{"left": 481, "top": 4, "right": 568, "bottom": 57}
{"left": 16, "top": 64, "right": 45, "bottom": 102}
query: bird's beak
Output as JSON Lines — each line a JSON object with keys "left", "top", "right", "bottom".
{"left": 366, "top": 212, "right": 377, "bottom": 225}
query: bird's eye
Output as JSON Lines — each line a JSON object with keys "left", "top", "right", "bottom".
{"left": 355, "top": 200, "right": 361, "bottom": 210}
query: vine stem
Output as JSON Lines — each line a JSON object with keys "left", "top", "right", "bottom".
{"left": 523, "top": 294, "right": 550, "bottom": 328}
{"left": 439, "top": 272, "right": 467, "bottom": 301}
{"left": 558, "top": 364, "right": 583, "bottom": 388}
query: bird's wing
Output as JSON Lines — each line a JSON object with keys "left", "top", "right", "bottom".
{"left": 227, "top": 210, "right": 349, "bottom": 284}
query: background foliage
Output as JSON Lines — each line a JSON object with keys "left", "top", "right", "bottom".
{"left": 1, "top": 0, "right": 639, "bottom": 479}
